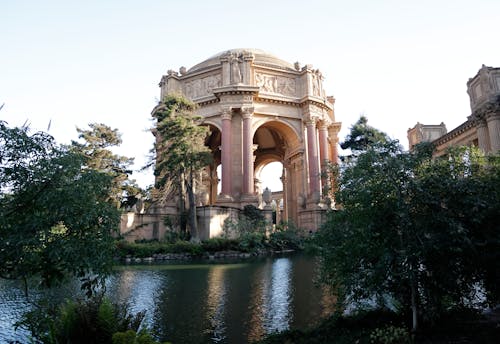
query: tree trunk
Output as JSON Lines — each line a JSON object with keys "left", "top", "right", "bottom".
{"left": 410, "top": 275, "right": 419, "bottom": 332}
{"left": 179, "top": 173, "right": 186, "bottom": 233}
{"left": 187, "top": 169, "right": 199, "bottom": 241}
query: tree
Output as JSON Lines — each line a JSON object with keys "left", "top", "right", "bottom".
{"left": 151, "top": 95, "right": 212, "bottom": 240}
{"left": 0, "top": 121, "right": 120, "bottom": 295}
{"left": 71, "top": 123, "right": 140, "bottom": 208}
{"left": 317, "top": 142, "right": 500, "bottom": 331}
{"left": 340, "top": 115, "right": 390, "bottom": 154}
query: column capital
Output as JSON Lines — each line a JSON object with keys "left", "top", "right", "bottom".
{"left": 475, "top": 118, "right": 488, "bottom": 128}
{"left": 242, "top": 106, "right": 254, "bottom": 119}
{"left": 317, "top": 121, "right": 329, "bottom": 131}
{"left": 221, "top": 107, "right": 233, "bottom": 120}
{"left": 486, "top": 112, "right": 500, "bottom": 123}
{"left": 304, "top": 118, "right": 318, "bottom": 127}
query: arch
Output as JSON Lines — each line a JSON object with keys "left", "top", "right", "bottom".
{"left": 252, "top": 117, "right": 302, "bottom": 148}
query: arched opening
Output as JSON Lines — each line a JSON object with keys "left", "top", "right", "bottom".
{"left": 259, "top": 161, "right": 283, "bottom": 192}
{"left": 253, "top": 120, "right": 301, "bottom": 224}
{"left": 203, "top": 125, "right": 221, "bottom": 205}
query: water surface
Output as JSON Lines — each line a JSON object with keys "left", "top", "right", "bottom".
{"left": 0, "top": 254, "right": 334, "bottom": 343}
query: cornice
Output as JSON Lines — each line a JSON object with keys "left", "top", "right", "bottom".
{"left": 213, "top": 85, "right": 260, "bottom": 96}
{"left": 432, "top": 120, "right": 475, "bottom": 146}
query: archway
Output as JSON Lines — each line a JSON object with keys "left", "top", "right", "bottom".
{"left": 253, "top": 120, "right": 301, "bottom": 224}
{"left": 204, "top": 125, "right": 221, "bottom": 205}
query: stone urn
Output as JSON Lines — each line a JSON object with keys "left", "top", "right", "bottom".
{"left": 262, "top": 187, "right": 272, "bottom": 207}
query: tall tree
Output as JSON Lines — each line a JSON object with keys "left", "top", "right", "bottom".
{"left": 340, "top": 115, "right": 390, "bottom": 154}
{"left": 317, "top": 142, "right": 500, "bottom": 331}
{"left": 71, "top": 123, "right": 139, "bottom": 208}
{"left": 0, "top": 121, "right": 120, "bottom": 295}
{"left": 151, "top": 95, "right": 212, "bottom": 240}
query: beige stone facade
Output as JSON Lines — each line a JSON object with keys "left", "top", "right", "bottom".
{"left": 146, "top": 48, "right": 341, "bottom": 236}
{"left": 408, "top": 65, "right": 500, "bottom": 156}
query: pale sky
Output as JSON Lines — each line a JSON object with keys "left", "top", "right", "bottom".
{"left": 1, "top": 0, "right": 499, "bottom": 189}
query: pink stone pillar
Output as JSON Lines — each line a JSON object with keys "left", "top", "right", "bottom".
{"left": 221, "top": 109, "right": 232, "bottom": 196}
{"left": 242, "top": 107, "right": 254, "bottom": 195}
{"left": 306, "top": 119, "right": 321, "bottom": 195}
{"left": 318, "top": 123, "right": 329, "bottom": 168}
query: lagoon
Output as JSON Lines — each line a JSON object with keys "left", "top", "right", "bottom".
{"left": 0, "top": 254, "right": 333, "bottom": 343}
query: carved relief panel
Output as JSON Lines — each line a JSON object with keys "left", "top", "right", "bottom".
{"left": 184, "top": 74, "right": 222, "bottom": 99}
{"left": 255, "top": 72, "right": 296, "bottom": 97}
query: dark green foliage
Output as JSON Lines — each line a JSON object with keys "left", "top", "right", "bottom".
{"left": 238, "top": 232, "right": 267, "bottom": 252}
{"left": 0, "top": 121, "right": 120, "bottom": 294}
{"left": 17, "top": 294, "right": 149, "bottom": 344}
{"left": 259, "top": 308, "right": 500, "bottom": 344}
{"left": 201, "top": 237, "right": 240, "bottom": 252}
{"left": 317, "top": 141, "right": 500, "bottom": 330}
{"left": 242, "top": 204, "right": 265, "bottom": 223}
{"left": 112, "top": 330, "right": 170, "bottom": 344}
{"left": 259, "top": 310, "right": 404, "bottom": 344}
{"left": 268, "top": 222, "right": 304, "bottom": 250}
{"left": 115, "top": 240, "right": 203, "bottom": 257}
{"left": 71, "top": 123, "right": 140, "bottom": 209}
{"left": 340, "top": 115, "right": 390, "bottom": 154}
{"left": 151, "top": 94, "right": 213, "bottom": 239}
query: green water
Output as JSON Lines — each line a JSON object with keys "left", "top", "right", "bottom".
{"left": 0, "top": 254, "right": 334, "bottom": 343}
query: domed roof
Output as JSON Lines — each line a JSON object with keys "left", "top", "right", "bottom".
{"left": 188, "top": 48, "right": 295, "bottom": 73}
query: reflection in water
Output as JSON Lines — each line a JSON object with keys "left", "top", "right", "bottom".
{"left": 206, "top": 266, "right": 227, "bottom": 342}
{"left": 1, "top": 255, "right": 334, "bottom": 344}
{"left": 107, "top": 270, "right": 163, "bottom": 327}
{"left": 264, "top": 258, "right": 292, "bottom": 333}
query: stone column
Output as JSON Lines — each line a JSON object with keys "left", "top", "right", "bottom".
{"left": 486, "top": 113, "right": 500, "bottom": 152}
{"left": 476, "top": 119, "right": 491, "bottom": 153}
{"left": 305, "top": 118, "right": 321, "bottom": 195}
{"left": 328, "top": 123, "right": 341, "bottom": 164}
{"left": 220, "top": 108, "right": 232, "bottom": 196}
{"left": 281, "top": 167, "right": 288, "bottom": 222}
{"left": 318, "top": 122, "right": 329, "bottom": 169}
{"left": 242, "top": 106, "right": 255, "bottom": 195}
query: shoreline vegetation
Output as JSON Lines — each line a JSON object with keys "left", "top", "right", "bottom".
{"left": 257, "top": 308, "right": 500, "bottom": 344}
{"left": 114, "top": 230, "right": 311, "bottom": 263}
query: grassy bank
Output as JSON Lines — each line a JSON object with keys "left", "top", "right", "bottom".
{"left": 115, "top": 229, "right": 309, "bottom": 259}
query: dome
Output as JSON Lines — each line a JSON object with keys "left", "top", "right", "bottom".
{"left": 187, "top": 48, "right": 296, "bottom": 73}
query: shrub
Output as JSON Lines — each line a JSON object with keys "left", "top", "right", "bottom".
{"left": 268, "top": 222, "right": 304, "bottom": 251}
{"left": 17, "top": 293, "right": 147, "bottom": 344}
{"left": 238, "top": 232, "right": 266, "bottom": 252}
{"left": 112, "top": 329, "right": 170, "bottom": 344}
{"left": 201, "top": 237, "right": 239, "bottom": 252}
{"left": 370, "top": 325, "right": 410, "bottom": 344}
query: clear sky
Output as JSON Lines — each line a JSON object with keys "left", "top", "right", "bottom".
{"left": 1, "top": 0, "right": 499, "bottom": 189}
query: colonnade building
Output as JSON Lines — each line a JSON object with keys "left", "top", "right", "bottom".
{"left": 408, "top": 65, "right": 500, "bottom": 155}
{"left": 122, "top": 49, "right": 342, "bottom": 240}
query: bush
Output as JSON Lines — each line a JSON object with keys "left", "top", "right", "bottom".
{"left": 238, "top": 232, "right": 266, "bottom": 252}
{"left": 114, "top": 240, "right": 203, "bottom": 258}
{"left": 268, "top": 223, "right": 303, "bottom": 250}
{"left": 201, "top": 237, "right": 239, "bottom": 252}
{"left": 17, "top": 294, "right": 148, "bottom": 344}
{"left": 370, "top": 325, "right": 410, "bottom": 344}
{"left": 168, "top": 240, "right": 202, "bottom": 255}
{"left": 112, "top": 329, "right": 170, "bottom": 344}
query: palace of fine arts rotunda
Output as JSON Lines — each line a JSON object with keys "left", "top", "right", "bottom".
{"left": 121, "top": 49, "right": 342, "bottom": 240}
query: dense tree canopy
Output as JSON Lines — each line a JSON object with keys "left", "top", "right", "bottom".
{"left": 71, "top": 123, "right": 139, "bottom": 208}
{"left": 318, "top": 141, "right": 500, "bottom": 331}
{"left": 151, "top": 94, "right": 212, "bottom": 240}
{"left": 0, "top": 121, "right": 120, "bottom": 294}
{"left": 340, "top": 115, "right": 390, "bottom": 154}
